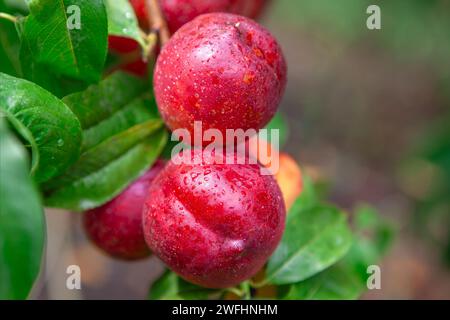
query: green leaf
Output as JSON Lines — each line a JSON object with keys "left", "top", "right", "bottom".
{"left": 61, "top": 71, "right": 148, "bottom": 129}
{"left": 264, "top": 112, "right": 289, "bottom": 148}
{"left": 265, "top": 198, "right": 353, "bottom": 285}
{"left": 18, "top": 0, "right": 108, "bottom": 95}
{"left": 278, "top": 205, "right": 394, "bottom": 300}
{"left": 149, "top": 270, "right": 216, "bottom": 300}
{"left": 42, "top": 71, "right": 167, "bottom": 210}
{"left": 0, "top": 118, "right": 45, "bottom": 299}
{"left": 0, "top": 72, "right": 82, "bottom": 183}
{"left": 80, "top": 99, "right": 158, "bottom": 152}
{"left": 278, "top": 261, "right": 362, "bottom": 300}
{"left": 104, "top": 0, "right": 145, "bottom": 48}
{"left": 43, "top": 117, "right": 163, "bottom": 191}
{"left": 44, "top": 128, "right": 167, "bottom": 211}
{"left": 353, "top": 204, "right": 394, "bottom": 257}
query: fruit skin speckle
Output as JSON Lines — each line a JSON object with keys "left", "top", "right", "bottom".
{"left": 83, "top": 160, "right": 165, "bottom": 260}
{"left": 143, "top": 149, "right": 286, "bottom": 288}
{"left": 153, "top": 13, "right": 287, "bottom": 143}
{"left": 108, "top": 36, "right": 140, "bottom": 54}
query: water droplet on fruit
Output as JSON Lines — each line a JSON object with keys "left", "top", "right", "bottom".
{"left": 57, "top": 139, "right": 64, "bottom": 147}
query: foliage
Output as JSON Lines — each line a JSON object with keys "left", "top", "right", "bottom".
{"left": 148, "top": 180, "right": 393, "bottom": 300}
{"left": 402, "top": 114, "right": 450, "bottom": 266}
{"left": 0, "top": 73, "right": 82, "bottom": 183}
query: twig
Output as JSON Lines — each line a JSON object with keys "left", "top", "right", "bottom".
{"left": 0, "top": 12, "right": 17, "bottom": 23}
{"left": 240, "top": 281, "right": 252, "bottom": 300}
{"left": 145, "top": 0, "right": 170, "bottom": 47}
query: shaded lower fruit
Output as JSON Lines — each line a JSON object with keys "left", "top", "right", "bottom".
{"left": 83, "top": 161, "right": 165, "bottom": 260}
{"left": 275, "top": 153, "right": 303, "bottom": 211}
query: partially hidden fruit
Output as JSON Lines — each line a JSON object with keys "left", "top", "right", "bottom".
{"left": 143, "top": 149, "right": 286, "bottom": 288}
{"left": 83, "top": 160, "right": 165, "bottom": 260}
{"left": 232, "top": 0, "right": 270, "bottom": 20}
{"left": 247, "top": 136, "right": 303, "bottom": 211}
{"left": 119, "top": 58, "right": 148, "bottom": 78}
{"left": 108, "top": 36, "right": 148, "bottom": 77}
{"left": 275, "top": 153, "right": 303, "bottom": 212}
{"left": 154, "top": 13, "right": 287, "bottom": 142}
{"left": 130, "top": 0, "right": 270, "bottom": 34}
{"left": 160, "top": 0, "right": 237, "bottom": 34}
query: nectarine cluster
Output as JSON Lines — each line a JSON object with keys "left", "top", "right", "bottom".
{"left": 131, "top": 0, "right": 270, "bottom": 33}
{"left": 108, "top": 0, "right": 272, "bottom": 77}
{"left": 84, "top": 2, "right": 299, "bottom": 290}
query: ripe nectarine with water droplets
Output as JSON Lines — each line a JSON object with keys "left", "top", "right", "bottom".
{"left": 83, "top": 161, "right": 165, "bottom": 260}
{"left": 143, "top": 149, "right": 285, "bottom": 288}
{"left": 153, "top": 13, "right": 287, "bottom": 142}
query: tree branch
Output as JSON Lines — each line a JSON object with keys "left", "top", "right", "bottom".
{"left": 145, "top": 0, "right": 170, "bottom": 47}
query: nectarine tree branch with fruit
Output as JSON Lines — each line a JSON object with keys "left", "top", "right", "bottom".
{"left": 0, "top": 0, "right": 393, "bottom": 300}
{"left": 145, "top": 0, "right": 170, "bottom": 47}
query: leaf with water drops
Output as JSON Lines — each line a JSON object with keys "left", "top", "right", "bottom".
{"left": 277, "top": 205, "right": 394, "bottom": 299}
{"left": 104, "top": 0, "right": 146, "bottom": 48}
{"left": 44, "top": 129, "right": 167, "bottom": 211}
{"left": 0, "top": 72, "right": 82, "bottom": 183}
{"left": 42, "top": 72, "right": 168, "bottom": 211}
{"left": 265, "top": 197, "right": 353, "bottom": 285}
{"left": 18, "top": 0, "right": 108, "bottom": 96}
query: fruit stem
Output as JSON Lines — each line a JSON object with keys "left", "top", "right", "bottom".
{"left": 240, "top": 281, "right": 252, "bottom": 300}
{"left": 0, "top": 12, "right": 17, "bottom": 23}
{"left": 143, "top": 31, "right": 158, "bottom": 61}
{"left": 249, "top": 279, "right": 268, "bottom": 288}
{"left": 145, "top": 0, "right": 170, "bottom": 47}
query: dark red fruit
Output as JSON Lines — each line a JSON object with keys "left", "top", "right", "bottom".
{"left": 143, "top": 149, "right": 286, "bottom": 288}
{"left": 153, "top": 13, "right": 287, "bottom": 142}
{"left": 108, "top": 36, "right": 148, "bottom": 77}
{"left": 130, "top": 0, "right": 269, "bottom": 34}
{"left": 83, "top": 161, "right": 165, "bottom": 260}
{"left": 120, "top": 58, "right": 148, "bottom": 77}
{"left": 108, "top": 36, "right": 140, "bottom": 54}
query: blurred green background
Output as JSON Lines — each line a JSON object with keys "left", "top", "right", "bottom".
{"left": 270, "top": 0, "right": 450, "bottom": 299}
